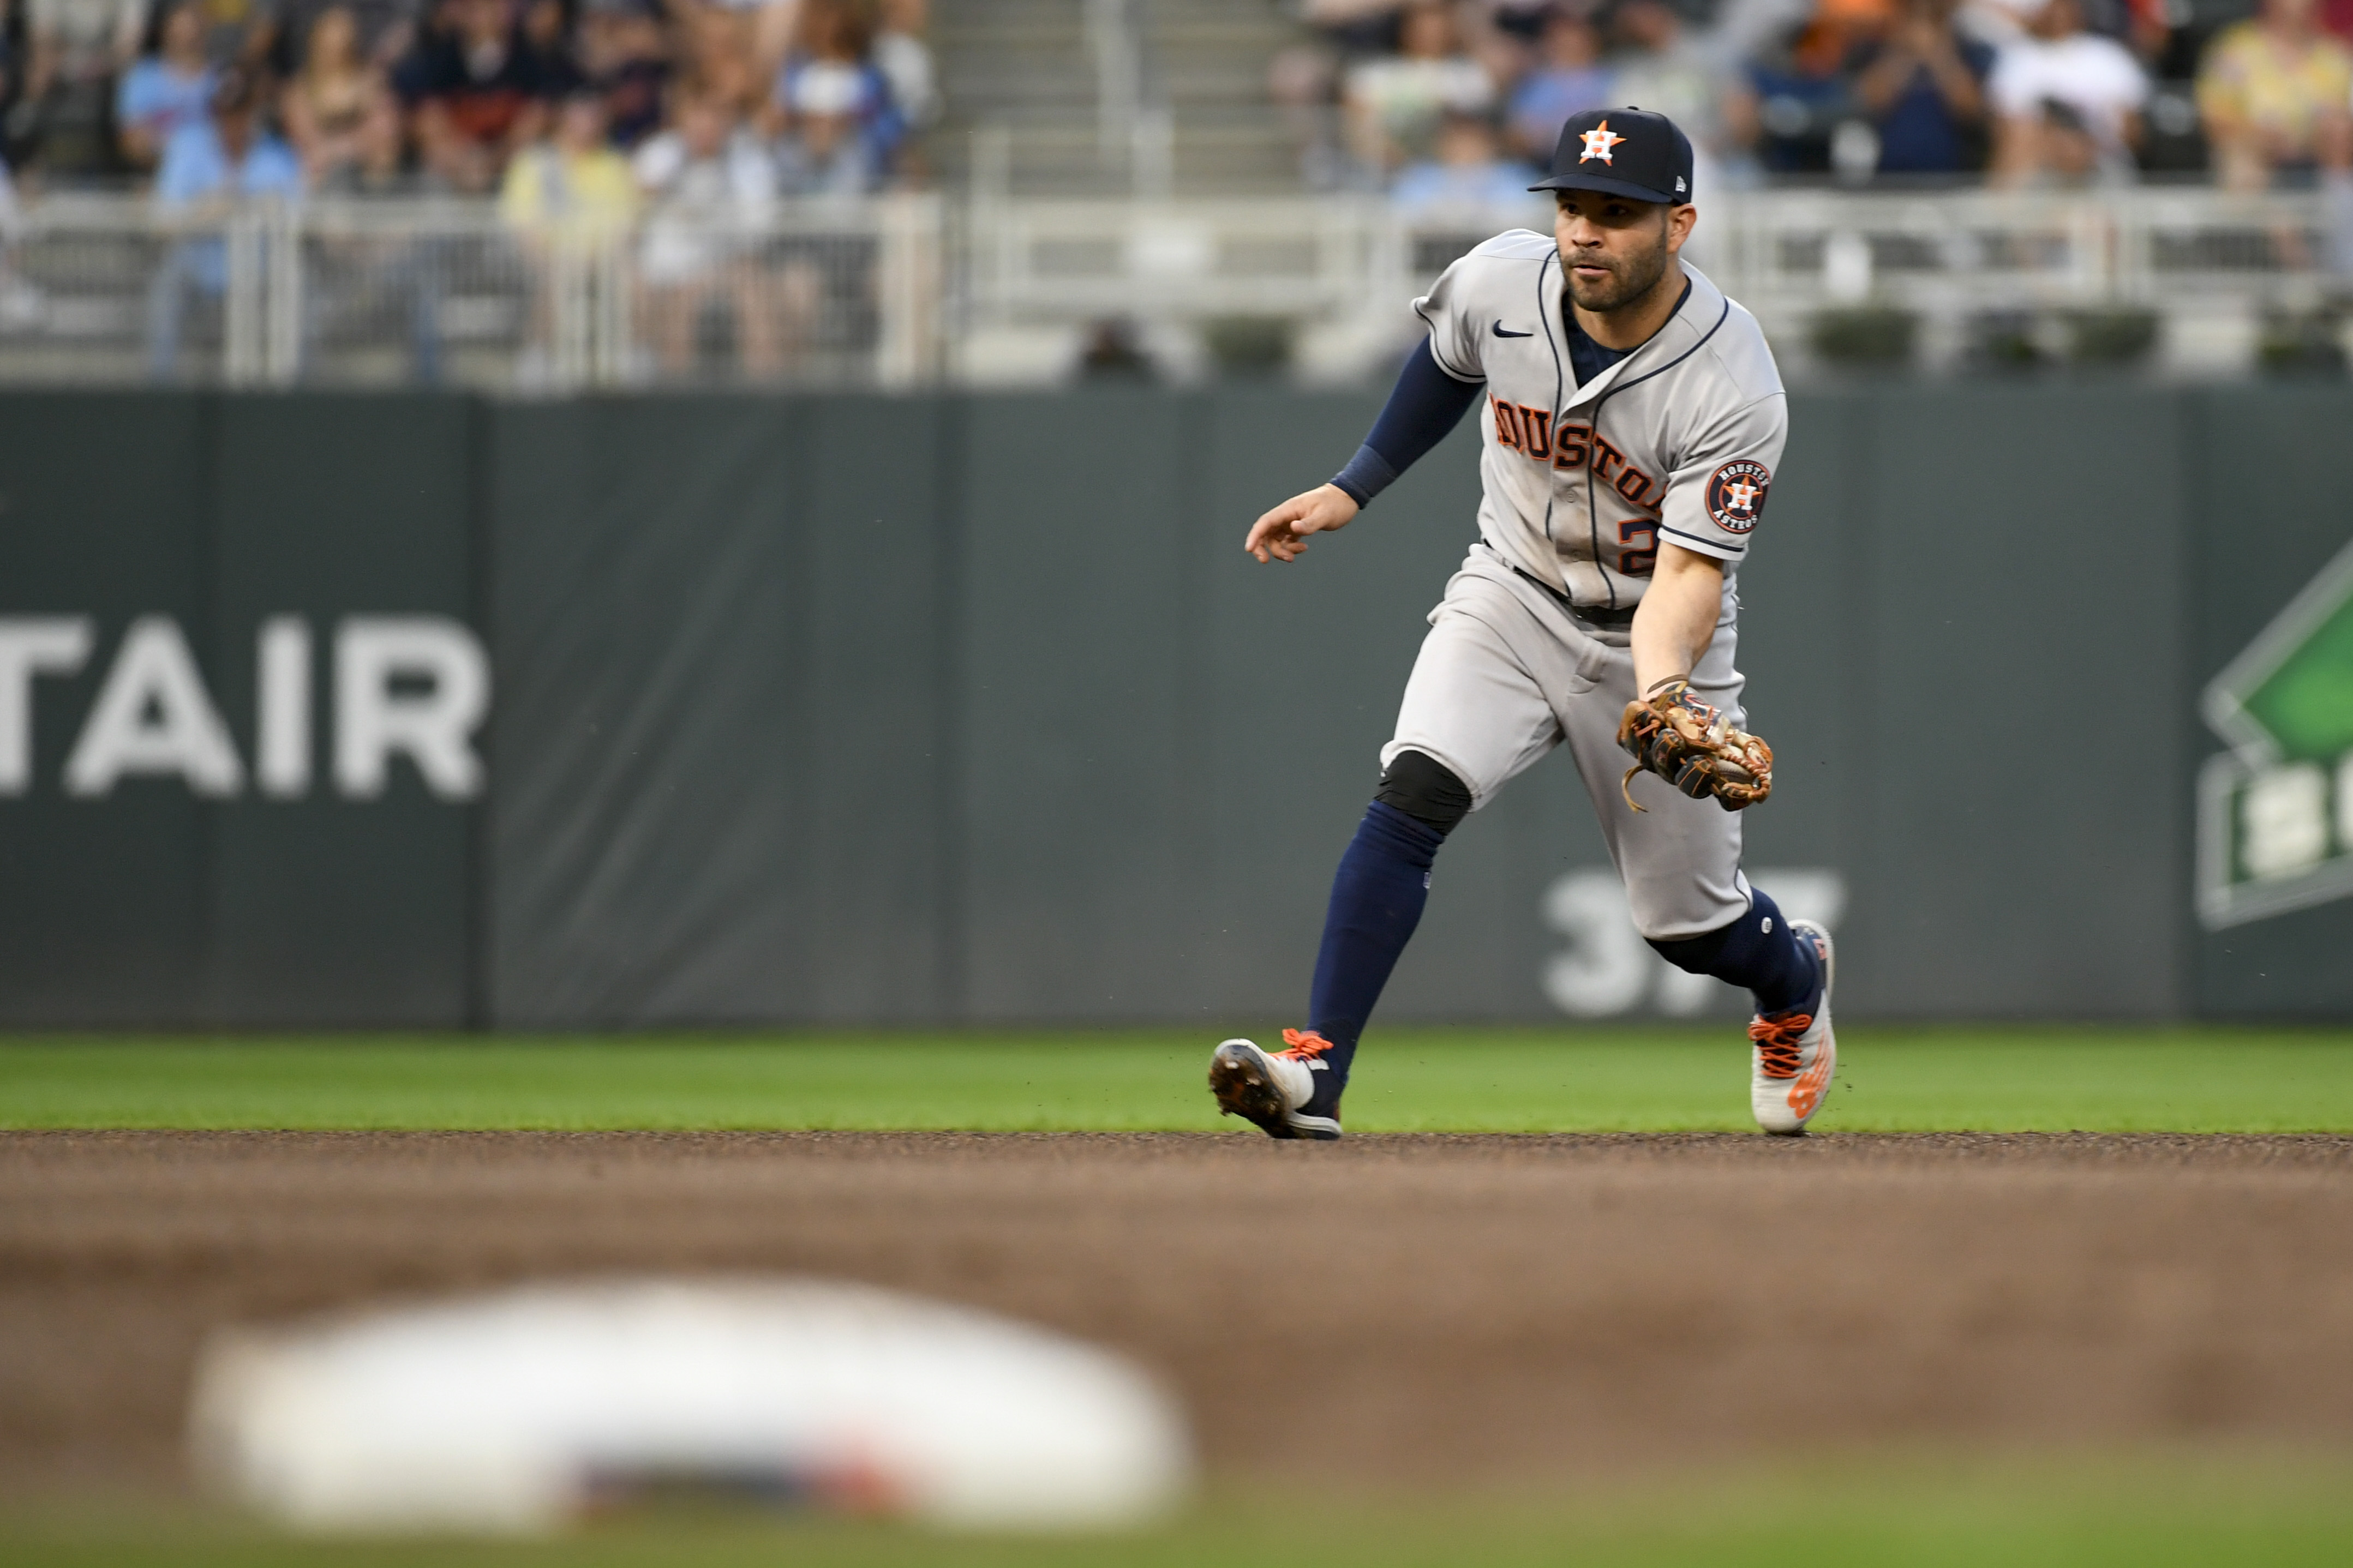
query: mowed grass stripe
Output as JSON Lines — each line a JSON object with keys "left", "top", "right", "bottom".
{"left": 2, "top": 1028, "right": 2352, "bottom": 1133}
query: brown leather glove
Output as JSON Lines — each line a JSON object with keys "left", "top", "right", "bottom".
{"left": 1615, "top": 678, "right": 1774, "bottom": 813}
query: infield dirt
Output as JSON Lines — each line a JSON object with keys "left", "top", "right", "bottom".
{"left": 5, "top": 1131, "right": 2352, "bottom": 1499}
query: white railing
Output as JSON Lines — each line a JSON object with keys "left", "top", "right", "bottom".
{"left": 0, "top": 185, "right": 2341, "bottom": 388}
{"left": 959, "top": 187, "right": 2353, "bottom": 381}
{"left": 0, "top": 192, "right": 944, "bottom": 391}
{"left": 1709, "top": 185, "right": 2352, "bottom": 374}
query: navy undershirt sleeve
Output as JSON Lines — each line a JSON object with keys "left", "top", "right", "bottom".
{"left": 1328, "top": 338, "right": 1483, "bottom": 508}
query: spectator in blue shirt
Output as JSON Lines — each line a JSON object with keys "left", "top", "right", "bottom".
{"left": 768, "top": 0, "right": 906, "bottom": 194}
{"left": 155, "top": 74, "right": 304, "bottom": 210}
{"left": 117, "top": 2, "right": 217, "bottom": 170}
{"left": 1853, "top": 0, "right": 1993, "bottom": 174}
{"left": 1505, "top": 8, "right": 1613, "bottom": 166}
{"left": 1393, "top": 110, "right": 1544, "bottom": 212}
{"left": 147, "top": 70, "right": 304, "bottom": 378}
{"left": 1736, "top": 15, "right": 1870, "bottom": 176}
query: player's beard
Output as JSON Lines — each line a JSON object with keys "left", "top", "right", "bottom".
{"left": 1562, "top": 220, "right": 1671, "bottom": 315}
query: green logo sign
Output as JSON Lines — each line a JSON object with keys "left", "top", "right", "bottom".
{"left": 2198, "top": 538, "right": 2353, "bottom": 928}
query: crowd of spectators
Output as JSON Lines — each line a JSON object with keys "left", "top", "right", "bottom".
{"left": 1281, "top": 0, "right": 2353, "bottom": 194}
{"left": 0, "top": 0, "right": 937, "bottom": 196}
{"left": 5, "top": 0, "right": 2344, "bottom": 206}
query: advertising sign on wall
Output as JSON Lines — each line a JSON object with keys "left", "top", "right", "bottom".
{"left": 0, "top": 616, "right": 488, "bottom": 803}
{"left": 2198, "top": 538, "right": 2353, "bottom": 930}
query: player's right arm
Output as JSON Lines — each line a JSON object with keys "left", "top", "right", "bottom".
{"left": 1244, "top": 336, "right": 1484, "bottom": 564}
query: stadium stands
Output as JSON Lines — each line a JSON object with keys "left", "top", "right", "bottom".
{"left": 933, "top": 0, "right": 1310, "bottom": 195}
{"left": 0, "top": 0, "right": 2343, "bottom": 387}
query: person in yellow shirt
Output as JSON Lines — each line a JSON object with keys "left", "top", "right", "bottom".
{"left": 501, "top": 92, "right": 640, "bottom": 382}
{"left": 2196, "top": 0, "right": 2353, "bottom": 190}
{"left": 500, "top": 91, "right": 640, "bottom": 247}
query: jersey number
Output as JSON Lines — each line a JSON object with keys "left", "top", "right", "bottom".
{"left": 1616, "top": 519, "right": 1657, "bottom": 578}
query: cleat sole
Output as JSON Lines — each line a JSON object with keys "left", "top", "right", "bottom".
{"left": 1208, "top": 1043, "right": 1297, "bottom": 1139}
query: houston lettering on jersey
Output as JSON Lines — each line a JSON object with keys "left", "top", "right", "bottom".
{"left": 1489, "top": 396, "right": 1662, "bottom": 512}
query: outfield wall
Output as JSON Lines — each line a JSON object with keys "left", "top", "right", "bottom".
{"left": 1, "top": 386, "right": 2347, "bottom": 1028}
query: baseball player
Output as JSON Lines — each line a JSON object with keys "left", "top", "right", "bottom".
{"left": 1208, "top": 107, "right": 1834, "bottom": 1139}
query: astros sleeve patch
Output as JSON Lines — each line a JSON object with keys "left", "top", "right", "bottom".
{"left": 1704, "top": 460, "right": 1771, "bottom": 536}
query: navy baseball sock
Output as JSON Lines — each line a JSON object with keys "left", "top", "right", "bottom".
{"left": 1648, "top": 888, "right": 1821, "bottom": 1017}
{"left": 1302, "top": 801, "right": 1444, "bottom": 1109}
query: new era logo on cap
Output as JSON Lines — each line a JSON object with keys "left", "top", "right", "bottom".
{"left": 1530, "top": 106, "right": 1694, "bottom": 206}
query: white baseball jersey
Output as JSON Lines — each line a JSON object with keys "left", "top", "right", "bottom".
{"left": 1412, "top": 231, "right": 1787, "bottom": 611}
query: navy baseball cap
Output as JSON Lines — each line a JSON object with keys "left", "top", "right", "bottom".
{"left": 1529, "top": 107, "right": 1693, "bottom": 206}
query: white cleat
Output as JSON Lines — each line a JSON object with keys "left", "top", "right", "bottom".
{"left": 1749, "top": 918, "right": 1836, "bottom": 1136}
{"left": 1207, "top": 1032, "right": 1343, "bottom": 1140}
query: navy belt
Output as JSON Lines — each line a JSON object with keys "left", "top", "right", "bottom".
{"left": 1511, "top": 563, "right": 1636, "bottom": 628}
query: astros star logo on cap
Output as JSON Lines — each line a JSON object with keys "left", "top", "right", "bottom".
{"left": 1579, "top": 119, "right": 1626, "bottom": 164}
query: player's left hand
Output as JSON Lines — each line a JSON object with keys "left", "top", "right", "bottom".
{"left": 1616, "top": 679, "right": 1774, "bottom": 813}
{"left": 1246, "top": 484, "right": 1359, "bottom": 563}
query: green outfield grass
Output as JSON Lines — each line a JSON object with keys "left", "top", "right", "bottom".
{"left": 2, "top": 1026, "right": 2351, "bottom": 1133}
{"left": 6, "top": 1456, "right": 2352, "bottom": 1567}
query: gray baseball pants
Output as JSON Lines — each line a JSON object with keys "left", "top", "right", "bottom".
{"left": 1381, "top": 549, "right": 1752, "bottom": 941}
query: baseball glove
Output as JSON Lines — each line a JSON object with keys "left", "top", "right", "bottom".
{"left": 1616, "top": 678, "right": 1774, "bottom": 813}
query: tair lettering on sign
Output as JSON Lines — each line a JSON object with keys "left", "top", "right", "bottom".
{"left": 0, "top": 616, "right": 489, "bottom": 801}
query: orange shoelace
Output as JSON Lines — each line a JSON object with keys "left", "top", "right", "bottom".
{"left": 1747, "top": 1014, "right": 1812, "bottom": 1079}
{"left": 1278, "top": 1029, "right": 1336, "bottom": 1060}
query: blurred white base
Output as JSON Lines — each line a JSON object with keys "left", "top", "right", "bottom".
{"left": 190, "top": 1276, "right": 1193, "bottom": 1535}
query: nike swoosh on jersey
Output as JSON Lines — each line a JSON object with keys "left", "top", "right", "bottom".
{"left": 1492, "top": 321, "right": 1534, "bottom": 338}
